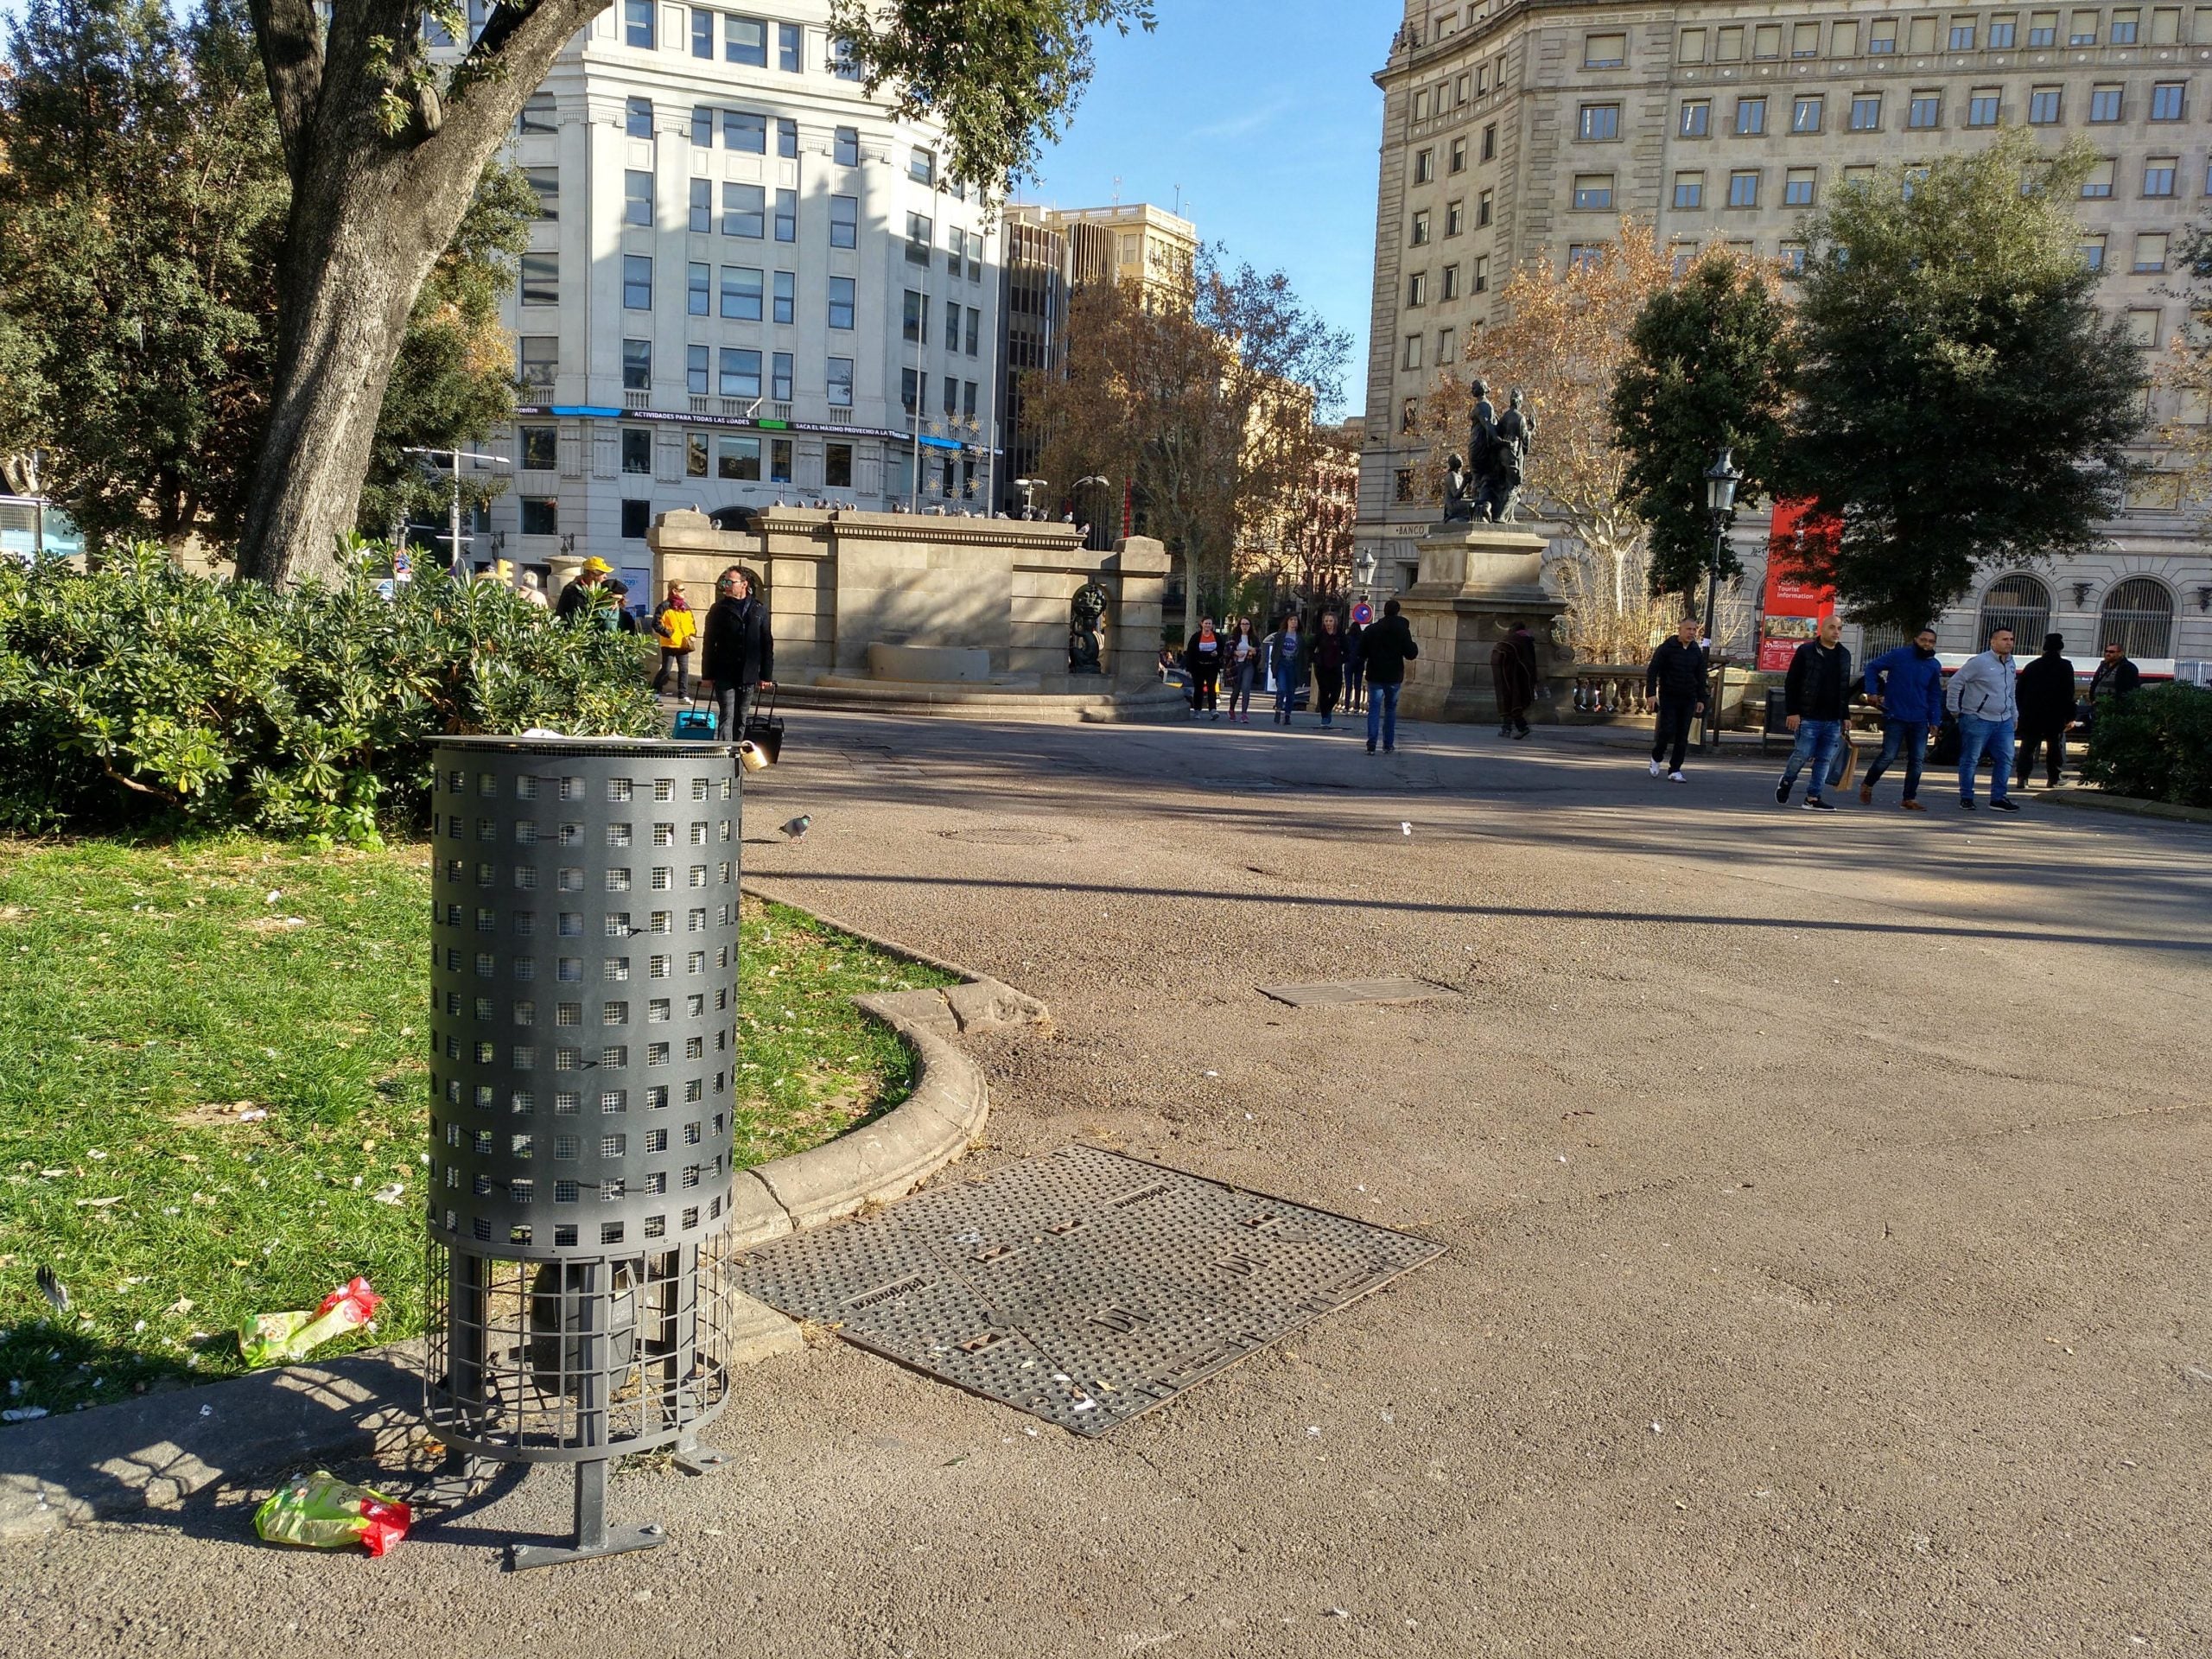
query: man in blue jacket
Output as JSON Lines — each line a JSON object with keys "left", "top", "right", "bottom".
{"left": 1859, "top": 626, "right": 1945, "bottom": 810}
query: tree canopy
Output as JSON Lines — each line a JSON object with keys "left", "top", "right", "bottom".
{"left": 1787, "top": 130, "right": 2147, "bottom": 630}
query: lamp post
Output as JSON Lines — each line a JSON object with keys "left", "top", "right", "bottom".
{"left": 1700, "top": 448, "right": 1742, "bottom": 750}
{"left": 1073, "top": 474, "right": 1109, "bottom": 550}
{"left": 404, "top": 445, "right": 510, "bottom": 577}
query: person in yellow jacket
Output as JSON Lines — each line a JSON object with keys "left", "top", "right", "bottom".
{"left": 651, "top": 580, "right": 698, "bottom": 699}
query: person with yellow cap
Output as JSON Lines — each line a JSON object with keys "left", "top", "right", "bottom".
{"left": 554, "top": 556, "right": 613, "bottom": 624}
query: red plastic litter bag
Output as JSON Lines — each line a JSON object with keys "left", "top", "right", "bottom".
{"left": 254, "top": 1471, "right": 412, "bottom": 1556}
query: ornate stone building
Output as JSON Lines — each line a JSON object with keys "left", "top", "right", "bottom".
{"left": 1358, "top": 0, "right": 2212, "bottom": 663}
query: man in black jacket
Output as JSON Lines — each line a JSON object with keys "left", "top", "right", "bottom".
{"left": 699, "top": 566, "right": 774, "bottom": 740}
{"left": 1643, "top": 616, "right": 1707, "bottom": 781}
{"left": 2014, "top": 632, "right": 2076, "bottom": 788}
{"left": 1774, "top": 613, "right": 1853, "bottom": 810}
{"left": 1361, "top": 598, "right": 1420, "bottom": 754}
{"left": 2088, "top": 640, "right": 2142, "bottom": 713}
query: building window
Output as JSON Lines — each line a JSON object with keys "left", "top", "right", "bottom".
{"left": 626, "top": 98, "right": 653, "bottom": 139}
{"left": 690, "top": 105, "right": 713, "bottom": 146}
{"left": 686, "top": 177, "right": 709, "bottom": 233}
{"left": 943, "top": 296, "right": 960, "bottom": 348}
{"left": 520, "top": 252, "right": 557, "bottom": 306}
{"left": 525, "top": 166, "right": 558, "bottom": 219}
{"left": 1680, "top": 26, "right": 1707, "bottom": 61}
{"left": 1792, "top": 96, "right": 1822, "bottom": 133}
{"left": 1579, "top": 103, "right": 1620, "bottom": 140}
{"left": 773, "top": 270, "right": 795, "bottom": 325}
{"left": 718, "top": 349, "right": 761, "bottom": 400}
{"left": 1584, "top": 31, "right": 1626, "bottom": 67}
{"left": 1949, "top": 20, "right": 1978, "bottom": 48}
{"left": 1850, "top": 94, "right": 1882, "bottom": 131}
{"left": 2113, "top": 7, "right": 2145, "bottom": 43}
{"left": 726, "top": 14, "right": 766, "bottom": 65}
{"left": 721, "top": 266, "right": 763, "bottom": 321}
{"left": 771, "top": 352, "right": 792, "bottom": 402}
{"left": 520, "top": 498, "right": 558, "bottom": 536}
{"left": 1444, "top": 200, "right": 1464, "bottom": 237}
{"left": 620, "top": 427, "right": 651, "bottom": 473}
{"left": 899, "top": 367, "right": 921, "bottom": 412}
{"left": 1681, "top": 99, "right": 1711, "bottom": 137}
{"left": 623, "top": 0, "right": 652, "bottom": 49}
{"left": 2028, "top": 13, "right": 2057, "bottom": 46}
{"left": 518, "top": 336, "right": 556, "bottom": 391}
{"left": 1400, "top": 397, "right": 1420, "bottom": 435}
{"left": 1440, "top": 264, "right": 1459, "bottom": 300}
{"left": 830, "top": 194, "right": 858, "bottom": 249}
{"left": 1411, "top": 210, "right": 1431, "bottom": 246}
{"left": 722, "top": 182, "right": 765, "bottom": 238}
{"left": 1989, "top": 16, "right": 2018, "bottom": 48}
{"left": 1477, "top": 189, "right": 1493, "bottom": 226}
{"left": 621, "top": 500, "right": 650, "bottom": 541}
{"left": 1784, "top": 168, "right": 1816, "bottom": 207}
{"left": 686, "top": 346, "right": 709, "bottom": 396}
{"left": 2069, "top": 10, "right": 2099, "bottom": 44}
{"left": 2082, "top": 158, "right": 2116, "bottom": 198}
{"left": 685, "top": 261, "right": 709, "bottom": 315}
{"left": 903, "top": 288, "right": 926, "bottom": 341}
{"left": 2145, "top": 156, "right": 2178, "bottom": 196}
{"left": 779, "top": 21, "right": 802, "bottom": 70}
{"left": 519, "top": 426, "right": 556, "bottom": 470}
{"left": 906, "top": 212, "right": 933, "bottom": 264}
{"left": 1967, "top": 89, "right": 2000, "bottom": 127}
{"left": 1734, "top": 97, "right": 1766, "bottom": 135}
{"left": 911, "top": 146, "right": 937, "bottom": 186}
{"left": 2151, "top": 81, "right": 2186, "bottom": 121}
{"left": 1402, "top": 334, "right": 1423, "bottom": 371}
{"left": 2089, "top": 85, "right": 2122, "bottom": 123}
{"left": 1869, "top": 18, "right": 1897, "bottom": 51}
{"left": 624, "top": 169, "right": 653, "bottom": 227}
{"left": 2126, "top": 308, "right": 2161, "bottom": 346}
{"left": 621, "top": 340, "right": 651, "bottom": 391}
{"left": 775, "top": 118, "right": 798, "bottom": 160}
{"left": 724, "top": 110, "right": 766, "bottom": 153}
{"left": 1481, "top": 123, "right": 1497, "bottom": 162}
{"left": 825, "top": 442, "right": 854, "bottom": 486}
{"left": 1902, "top": 165, "right": 1928, "bottom": 200}
{"left": 1414, "top": 147, "right": 1434, "bottom": 183}
{"left": 826, "top": 276, "right": 855, "bottom": 330}
{"left": 717, "top": 435, "right": 761, "bottom": 480}
{"left": 1754, "top": 22, "right": 1782, "bottom": 57}
{"left": 1716, "top": 24, "right": 1745, "bottom": 59}
{"left": 690, "top": 7, "right": 712, "bottom": 58}
{"left": 1449, "top": 137, "right": 1467, "bottom": 173}
{"left": 833, "top": 127, "right": 860, "bottom": 168}
{"left": 1407, "top": 271, "right": 1427, "bottom": 307}
{"left": 1779, "top": 244, "right": 1807, "bottom": 274}
{"left": 1907, "top": 92, "right": 1941, "bottom": 130}
{"left": 1727, "top": 170, "right": 1760, "bottom": 208}
{"left": 1472, "top": 255, "right": 1489, "bottom": 292}
{"left": 1674, "top": 172, "right": 1705, "bottom": 208}
{"left": 518, "top": 92, "right": 556, "bottom": 134}
{"left": 826, "top": 358, "right": 854, "bottom": 405}
{"left": 1567, "top": 244, "right": 1605, "bottom": 272}
{"left": 621, "top": 255, "right": 651, "bottom": 310}
{"left": 831, "top": 35, "right": 861, "bottom": 79}
{"left": 2135, "top": 231, "right": 2171, "bottom": 271}
{"left": 1792, "top": 21, "right": 1821, "bottom": 55}
{"left": 2101, "top": 577, "right": 2176, "bottom": 655}
{"left": 773, "top": 188, "right": 796, "bottom": 242}
{"left": 2028, "top": 86, "right": 2062, "bottom": 124}
{"left": 2153, "top": 6, "right": 2183, "bottom": 44}
{"left": 2081, "top": 234, "right": 2107, "bottom": 270}
{"left": 964, "top": 307, "right": 980, "bottom": 354}
{"left": 1573, "top": 174, "right": 1614, "bottom": 210}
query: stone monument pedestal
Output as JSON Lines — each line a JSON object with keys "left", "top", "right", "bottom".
{"left": 1396, "top": 524, "right": 1567, "bottom": 725}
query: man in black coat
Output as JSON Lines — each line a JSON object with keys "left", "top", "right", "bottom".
{"left": 699, "top": 566, "right": 774, "bottom": 740}
{"left": 1361, "top": 598, "right": 1420, "bottom": 754}
{"left": 1643, "top": 616, "right": 1707, "bottom": 781}
{"left": 2014, "top": 632, "right": 2076, "bottom": 788}
{"left": 2088, "top": 639, "right": 2142, "bottom": 713}
{"left": 1774, "top": 613, "right": 1853, "bottom": 810}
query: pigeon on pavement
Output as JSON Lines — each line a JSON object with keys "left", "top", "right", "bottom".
{"left": 779, "top": 815, "right": 811, "bottom": 841}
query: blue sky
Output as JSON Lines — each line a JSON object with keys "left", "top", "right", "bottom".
{"left": 1021, "top": 3, "right": 1387, "bottom": 418}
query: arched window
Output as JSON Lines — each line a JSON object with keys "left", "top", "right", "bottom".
{"left": 1976, "top": 574, "right": 2050, "bottom": 648}
{"left": 2099, "top": 577, "right": 2175, "bottom": 658}
{"left": 1859, "top": 622, "right": 1911, "bottom": 660}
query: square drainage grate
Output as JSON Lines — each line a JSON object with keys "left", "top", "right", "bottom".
{"left": 733, "top": 1146, "right": 1442, "bottom": 1436}
{"left": 1255, "top": 976, "right": 1457, "bottom": 1008}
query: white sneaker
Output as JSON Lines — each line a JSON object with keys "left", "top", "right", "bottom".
{"left": 1649, "top": 759, "right": 1664, "bottom": 777}
{"left": 1669, "top": 771, "right": 1687, "bottom": 782}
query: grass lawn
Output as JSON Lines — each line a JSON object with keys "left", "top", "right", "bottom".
{"left": 0, "top": 836, "right": 954, "bottom": 1417}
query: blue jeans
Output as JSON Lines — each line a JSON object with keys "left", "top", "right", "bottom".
{"left": 1957, "top": 715, "right": 2015, "bottom": 803}
{"left": 1779, "top": 719, "right": 1844, "bottom": 798}
{"left": 1366, "top": 681, "right": 1402, "bottom": 749}
{"left": 1274, "top": 671, "right": 1300, "bottom": 718}
{"left": 1864, "top": 718, "right": 1929, "bottom": 800}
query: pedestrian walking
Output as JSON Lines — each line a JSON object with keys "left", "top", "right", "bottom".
{"left": 1946, "top": 626, "right": 2020, "bottom": 811}
{"left": 1344, "top": 615, "right": 1368, "bottom": 713}
{"left": 1310, "top": 613, "right": 1347, "bottom": 728}
{"left": 1224, "top": 618, "right": 1262, "bottom": 723}
{"left": 699, "top": 565, "right": 774, "bottom": 741}
{"left": 651, "top": 581, "right": 698, "bottom": 699}
{"left": 1183, "top": 619, "right": 1223, "bottom": 719}
{"left": 1643, "top": 616, "right": 1707, "bottom": 781}
{"left": 1270, "top": 613, "right": 1306, "bottom": 725}
{"left": 2013, "top": 633, "right": 2076, "bottom": 790}
{"left": 1859, "top": 626, "right": 1944, "bottom": 810}
{"left": 1361, "top": 599, "right": 1420, "bottom": 754}
{"left": 1491, "top": 620, "right": 1539, "bottom": 739}
{"left": 1774, "top": 613, "right": 1854, "bottom": 811}
{"left": 553, "top": 556, "right": 612, "bottom": 623}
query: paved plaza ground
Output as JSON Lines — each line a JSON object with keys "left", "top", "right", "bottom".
{"left": 6, "top": 710, "right": 2209, "bottom": 1657}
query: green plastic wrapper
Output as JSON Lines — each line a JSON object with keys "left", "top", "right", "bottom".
{"left": 237, "top": 1276, "right": 381, "bottom": 1367}
{"left": 254, "top": 1471, "right": 412, "bottom": 1555}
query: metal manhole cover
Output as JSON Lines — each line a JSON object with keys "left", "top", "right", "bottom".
{"left": 734, "top": 1146, "right": 1441, "bottom": 1436}
{"left": 1255, "top": 976, "right": 1458, "bottom": 1007}
{"left": 937, "top": 826, "right": 1077, "bottom": 846}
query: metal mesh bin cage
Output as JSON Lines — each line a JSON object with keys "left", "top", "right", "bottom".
{"left": 420, "top": 738, "right": 744, "bottom": 1541}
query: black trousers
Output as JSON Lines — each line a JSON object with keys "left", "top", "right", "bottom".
{"left": 652, "top": 649, "right": 691, "bottom": 698}
{"left": 713, "top": 683, "right": 757, "bottom": 741}
{"left": 1190, "top": 667, "right": 1219, "bottom": 712}
{"left": 2016, "top": 724, "right": 2067, "bottom": 786}
{"left": 1315, "top": 668, "right": 1343, "bottom": 718}
{"left": 1652, "top": 695, "right": 1697, "bottom": 772}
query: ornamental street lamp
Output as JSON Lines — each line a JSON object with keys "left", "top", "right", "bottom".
{"left": 1700, "top": 448, "right": 1742, "bottom": 749}
{"left": 1073, "top": 474, "right": 1110, "bottom": 550}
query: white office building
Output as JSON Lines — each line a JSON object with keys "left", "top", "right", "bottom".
{"left": 459, "top": 1, "right": 1003, "bottom": 585}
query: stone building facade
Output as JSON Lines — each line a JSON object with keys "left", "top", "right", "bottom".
{"left": 1359, "top": 0, "right": 2212, "bottom": 664}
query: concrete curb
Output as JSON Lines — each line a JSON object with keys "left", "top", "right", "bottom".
{"left": 0, "top": 932, "right": 1046, "bottom": 1544}
{"left": 2038, "top": 785, "right": 2212, "bottom": 825}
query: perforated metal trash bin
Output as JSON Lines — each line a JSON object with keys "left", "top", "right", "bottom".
{"left": 422, "top": 736, "right": 744, "bottom": 1568}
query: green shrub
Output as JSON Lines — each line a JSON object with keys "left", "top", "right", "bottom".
{"left": 2079, "top": 683, "right": 2212, "bottom": 809}
{"left": 0, "top": 550, "right": 659, "bottom": 839}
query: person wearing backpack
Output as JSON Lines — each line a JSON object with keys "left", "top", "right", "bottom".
{"left": 652, "top": 581, "right": 698, "bottom": 700}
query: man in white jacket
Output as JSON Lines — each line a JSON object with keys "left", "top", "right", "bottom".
{"left": 1945, "top": 626, "right": 2021, "bottom": 812}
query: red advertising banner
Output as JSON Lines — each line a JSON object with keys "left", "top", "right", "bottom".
{"left": 1757, "top": 500, "right": 1840, "bottom": 671}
